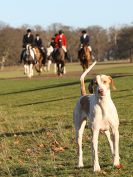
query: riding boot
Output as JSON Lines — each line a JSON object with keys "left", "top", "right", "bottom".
{"left": 19, "top": 50, "right": 25, "bottom": 63}
{"left": 78, "top": 50, "right": 80, "bottom": 59}
{"left": 65, "top": 52, "right": 70, "bottom": 61}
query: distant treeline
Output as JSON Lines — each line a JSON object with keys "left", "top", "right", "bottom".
{"left": 0, "top": 22, "right": 133, "bottom": 65}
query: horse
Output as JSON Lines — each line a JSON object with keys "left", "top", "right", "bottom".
{"left": 46, "top": 45, "right": 57, "bottom": 73}
{"left": 22, "top": 45, "right": 36, "bottom": 78}
{"left": 33, "top": 47, "right": 47, "bottom": 73}
{"left": 53, "top": 44, "right": 65, "bottom": 76}
{"left": 79, "top": 44, "right": 91, "bottom": 71}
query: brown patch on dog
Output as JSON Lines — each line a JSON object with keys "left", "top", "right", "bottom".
{"left": 108, "top": 76, "right": 116, "bottom": 90}
{"left": 80, "top": 96, "right": 90, "bottom": 113}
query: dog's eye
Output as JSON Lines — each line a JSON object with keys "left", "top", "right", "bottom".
{"left": 103, "top": 80, "right": 107, "bottom": 84}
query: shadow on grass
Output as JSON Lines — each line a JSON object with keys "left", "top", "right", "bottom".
{"left": 111, "top": 73, "right": 133, "bottom": 78}
{"left": 113, "top": 93, "right": 133, "bottom": 99}
{"left": 0, "top": 80, "right": 80, "bottom": 96}
{"left": 0, "top": 73, "right": 132, "bottom": 96}
{"left": 120, "top": 120, "right": 133, "bottom": 125}
{"left": 16, "top": 95, "right": 79, "bottom": 107}
{"left": 41, "top": 165, "right": 92, "bottom": 176}
{"left": 115, "top": 88, "right": 133, "bottom": 92}
{"left": 11, "top": 167, "right": 28, "bottom": 176}
{"left": 0, "top": 127, "right": 48, "bottom": 138}
{"left": 41, "top": 163, "right": 114, "bottom": 176}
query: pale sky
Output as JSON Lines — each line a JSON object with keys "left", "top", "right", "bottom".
{"left": 0, "top": 0, "right": 133, "bottom": 29}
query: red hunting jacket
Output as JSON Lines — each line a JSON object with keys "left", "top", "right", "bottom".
{"left": 54, "top": 34, "right": 67, "bottom": 48}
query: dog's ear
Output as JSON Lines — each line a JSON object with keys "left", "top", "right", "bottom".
{"left": 88, "top": 79, "right": 94, "bottom": 93}
{"left": 108, "top": 76, "right": 116, "bottom": 90}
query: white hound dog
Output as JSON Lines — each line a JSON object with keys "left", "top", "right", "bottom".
{"left": 73, "top": 61, "right": 122, "bottom": 172}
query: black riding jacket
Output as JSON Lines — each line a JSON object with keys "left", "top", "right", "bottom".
{"left": 80, "top": 35, "right": 90, "bottom": 45}
{"left": 34, "top": 38, "right": 43, "bottom": 48}
{"left": 23, "top": 34, "right": 34, "bottom": 48}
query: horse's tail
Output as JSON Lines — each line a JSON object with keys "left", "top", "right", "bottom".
{"left": 80, "top": 61, "right": 97, "bottom": 96}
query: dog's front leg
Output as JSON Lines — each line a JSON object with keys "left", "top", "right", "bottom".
{"left": 112, "top": 127, "right": 120, "bottom": 167}
{"left": 91, "top": 129, "right": 101, "bottom": 172}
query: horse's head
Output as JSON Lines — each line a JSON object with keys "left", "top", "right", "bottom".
{"left": 34, "top": 47, "right": 39, "bottom": 54}
{"left": 83, "top": 44, "right": 90, "bottom": 60}
{"left": 33, "top": 47, "right": 41, "bottom": 60}
{"left": 58, "top": 39, "right": 62, "bottom": 48}
{"left": 79, "top": 44, "right": 91, "bottom": 71}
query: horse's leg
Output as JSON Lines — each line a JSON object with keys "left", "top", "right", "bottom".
{"left": 26, "top": 65, "right": 29, "bottom": 75}
{"left": 26, "top": 65, "right": 30, "bottom": 77}
{"left": 43, "top": 65, "right": 47, "bottom": 72}
{"left": 63, "top": 60, "right": 66, "bottom": 74}
{"left": 28, "top": 64, "right": 33, "bottom": 78}
{"left": 54, "top": 63, "right": 57, "bottom": 74}
{"left": 56, "top": 63, "right": 60, "bottom": 76}
{"left": 26, "top": 64, "right": 29, "bottom": 75}
{"left": 61, "top": 61, "right": 65, "bottom": 75}
{"left": 34, "top": 61, "right": 42, "bottom": 73}
{"left": 83, "top": 64, "right": 85, "bottom": 72}
{"left": 58, "top": 63, "right": 62, "bottom": 76}
{"left": 80, "top": 61, "right": 84, "bottom": 72}
{"left": 24, "top": 64, "right": 27, "bottom": 75}
{"left": 37, "top": 61, "right": 42, "bottom": 73}
{"left": 64, "top": 66, "right": 66, "bottom": 74}
{"left": 47, "top": 60, "right": 52, "bottom": 72}
{"left": 40, "top": 63, "right": 43, "bottom": 73}
{"left": 31, "top": 64, "right": 34, "bottom": 77}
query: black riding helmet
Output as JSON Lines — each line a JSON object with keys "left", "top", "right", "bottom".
{"left": 82, "top": 30, "right": 87, "bottom": 34}
{"left": 27, "top": 29, "right": 31, "bottom": 33}
{"left": 59, "top": 30, "right": 63, "bottom": 34}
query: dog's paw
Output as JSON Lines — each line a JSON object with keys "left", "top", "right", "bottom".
{"left": 94, "top": 165, "right": 101, "bottom": 172}
{"left": 78, "top": 163, "right": 84, "bottom": 168}
{"left": 114, "top": 164, "right": 123, "bottom": 169}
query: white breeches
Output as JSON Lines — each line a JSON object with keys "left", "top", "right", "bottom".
{"left": 62, "top": 46, "right": 67, "bottom": 52}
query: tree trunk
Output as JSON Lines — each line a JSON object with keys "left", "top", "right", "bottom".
{"left": 129, "top": 48, "right": 133, "bottom": 63}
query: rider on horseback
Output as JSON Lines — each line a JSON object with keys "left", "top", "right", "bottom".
{"left": 19, "top": 29, "right": 37, "bottom": 64}
{"left": 78, "top": 30, "right": 92, "bottom": 58}
{"left": 34, "top": 34, "right": 46, "bottom": 61}
{"left": 34, "top": 34, "right": 43, "bottom": 49}
{"left": 54, "top": 30, "right": 69, "bottom": 60}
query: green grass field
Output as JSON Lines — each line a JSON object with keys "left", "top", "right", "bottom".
{"left": 0, "top": 62, "right": 133, "bottom": 177}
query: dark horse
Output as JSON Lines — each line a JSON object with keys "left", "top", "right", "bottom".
{"left": 53, "top": 41, "right": 65, "bottom": 76}
{"left": 79, "top": 44, "right": 91, "bottom": 71}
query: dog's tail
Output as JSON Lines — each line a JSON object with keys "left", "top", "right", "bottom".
{"left": 80, "top": 61, "right": 97, "bottom": 96}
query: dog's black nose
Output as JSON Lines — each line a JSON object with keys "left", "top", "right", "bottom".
{"left": 98, "top": 88, "right": 104, "bottom": 95}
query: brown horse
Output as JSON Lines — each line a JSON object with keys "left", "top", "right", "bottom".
{"left": 53, "top": 44, "right": 65, "bottom": 76}
{"left": 55, "top": 48, "right": 65, "bottom": 76}
{"left": 79, "top": 44, "right": 91, "bottom": 71}
{"left": 33, "top": 47, "right": 47, "bottom": 73}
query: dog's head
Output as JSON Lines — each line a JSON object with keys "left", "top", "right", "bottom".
{"left": 88, "top": 75, "right": 116, "bottom": 96}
